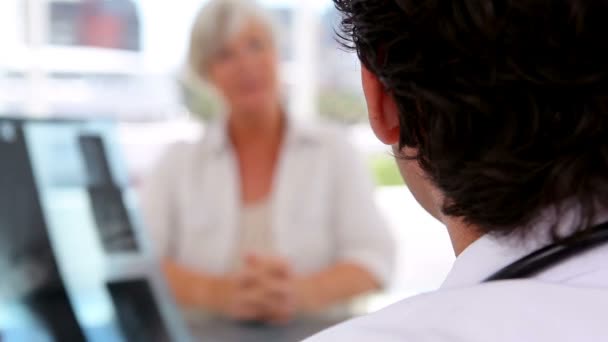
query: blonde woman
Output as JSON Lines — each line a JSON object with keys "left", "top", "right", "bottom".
{"left": 141, "top": 0, "right": 395, "bottom": 324}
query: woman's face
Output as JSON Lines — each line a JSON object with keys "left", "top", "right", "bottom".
{"left": 206, "top": 20, "right": 280, "bottom": 118}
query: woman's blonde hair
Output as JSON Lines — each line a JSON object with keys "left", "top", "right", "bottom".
{"left": 187, "top": 0, "right": 277, "bottom": 81}
{"left": 181, "top": 0, "right": 278, "bottom": 120}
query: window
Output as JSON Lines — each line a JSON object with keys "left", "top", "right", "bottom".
{"left": 0, "top": 0, "right": 177, "bottom": 120}
{"left": 49, "top": 0, "right": 141, "bottom": 51}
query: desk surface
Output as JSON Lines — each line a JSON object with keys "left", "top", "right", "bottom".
{"left": 189, "top": 317, "right": 347, "bottom": 342}
{"left": 3, "top": 317, "right": 344, "bottom": 342}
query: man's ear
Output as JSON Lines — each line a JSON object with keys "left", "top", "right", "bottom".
{"left": 361, "top": 66, "right": 401, "bottom": 145}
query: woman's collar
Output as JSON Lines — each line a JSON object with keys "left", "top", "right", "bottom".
{"left": 204, "top": 115, "right": 320, "bottom": 155}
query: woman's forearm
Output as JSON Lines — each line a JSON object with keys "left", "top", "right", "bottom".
{"left": 162, "top": 259, "right": 227, "bottom": 312}
{"left": 297, "top": 262, "right": 381, "bottom": 313}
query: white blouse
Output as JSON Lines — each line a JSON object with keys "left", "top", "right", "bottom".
{"left": 232, "top": 199, "right": 275, "bottom": 271}
{"left": 139, "top": 118, "right": 396, "bottom": 286}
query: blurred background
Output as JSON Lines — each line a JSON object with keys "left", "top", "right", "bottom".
{"left": 0, "top": 0, "right": 454, "bottom": 311}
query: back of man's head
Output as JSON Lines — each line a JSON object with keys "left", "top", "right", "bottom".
{"left": 335, "top": 0, "right": 608, "bottom": 239}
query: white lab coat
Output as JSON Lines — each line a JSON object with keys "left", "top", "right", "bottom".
{"left": 139, "top": 119, "right": 395, "bottom": 285}
{"left": 307, "top": 217, "right": 608, "bottom": 341}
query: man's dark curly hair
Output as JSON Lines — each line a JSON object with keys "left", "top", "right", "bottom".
{"left": 334, "top": 0, "right": 608, "bottom": 238}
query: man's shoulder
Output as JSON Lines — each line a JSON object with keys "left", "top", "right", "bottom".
{"left": 307, "top": 280, "right": 608, "bottom": 341}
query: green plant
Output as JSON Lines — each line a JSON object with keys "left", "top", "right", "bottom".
{"left": 368, "top": 154, "right": 404, "bottom": 187}
{"left": 319, "top": 90, "right": 368, "bottom": 124}
{"left": 178, "top": 77, "right": 223, "bottom": 122}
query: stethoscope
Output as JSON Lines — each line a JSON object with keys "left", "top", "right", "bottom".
{"left": 484, "top": 221, "right": 608, "bottom": 282}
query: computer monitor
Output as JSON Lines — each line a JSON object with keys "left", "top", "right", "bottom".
{"left": 0, "top": 118, "right": 190, "bottom": 342}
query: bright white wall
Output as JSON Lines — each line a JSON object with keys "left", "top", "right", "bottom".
{"left": 136, "top": 0, "right": 204, "bottom": 74}
{"left": 0, "top": 0, "right": 23, "bottom": 49}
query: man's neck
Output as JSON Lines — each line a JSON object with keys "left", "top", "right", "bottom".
{"left": 445, "top": 217, "right": 484, "bottom": 256}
